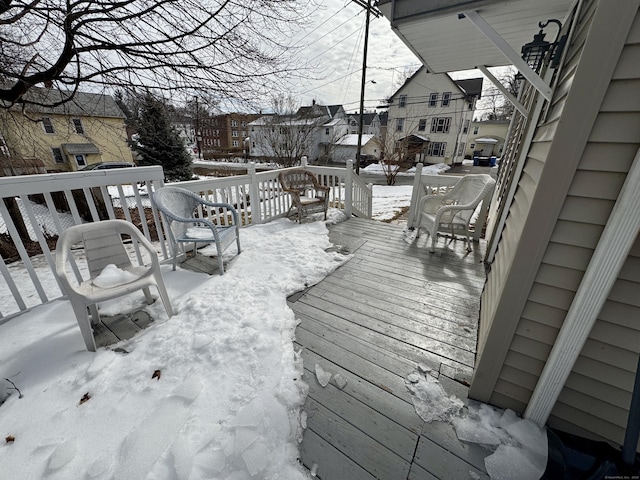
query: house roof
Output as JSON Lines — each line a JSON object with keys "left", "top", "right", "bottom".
{"left": 327, "top": 105, "right": 344, "bottom": 118}
{"left": 454, "top": 78, "right": 483, "bottom": 99}
{"left": 336, "top": 134, "right": 375, "bottom": 147}
{"left": 378, "top": 0, "right": 574, "bottom": 73}
{"left": 387, "top": 66, "right": 481, "bottom": 101}
{"left": 6, "top": 87, "right": 125, "bottom": 118}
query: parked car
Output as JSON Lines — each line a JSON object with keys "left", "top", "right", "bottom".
{"left": 81, "top": 162, "right": 135, "bottom": 170}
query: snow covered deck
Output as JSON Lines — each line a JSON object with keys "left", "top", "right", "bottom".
{"left": 290, "top": 217, "right": 491, "bottom": 480}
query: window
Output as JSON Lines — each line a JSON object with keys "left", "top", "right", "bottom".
{"left": 418, "top": 119, "right": 427, "bottom": 131}
{"left": 470, "top": 143, "right": 475, "bottom": 149}
{"left": 325, "top": 127, "right": 330, "bottom": 135}
{"left": 428, "top": 93, "right": 438, "bottom": 107}
{"left": 75, "top": 154, "right": 87, "bottom": 167}
{"left": 431, "top": 117, "right": 451, "bottom": 133}
{"left": 473, "top": 126, "right": 479, "bottom": 134}
{"left": 426, "top": 142, "right": 446, "bottom": 157}
{"left": 52, "top": 147, "right": 65, "bottom": 163}
{"left": 231, "top": 119, "right": 238, "bottom": 127}
{"left": 232, "top": 130, "right": 238, "bottom": 137}
{"left": 396, "top": 118, "right": 404, "bottom": 132}
{"left": 399, "top": 95, "right": 407, "bottom": 108}
{"left": 241, "top": 121, "right": 246, "bottom": 127}
{"left": 241, "top": 131, "right": 246, "bottom": 137}
{"left": 442, "top": 92, "right": 451, "bottom": 107}
{"left": 72, "top": 118, "right": 84, "bottom": 134}
{"left": 463, "top": 119, "right": 470, "bottom": 134}
{"left": 42, "top": 117, "right": 54, "bottom": 134}
{"left": 251, "top": 127, "right": 255, "bottom": 132}
{"left": 457, "top": 142, "right": 465, "bottom": 156}
{"left": 232, "top": 140, "right": 239, "bottom": 147}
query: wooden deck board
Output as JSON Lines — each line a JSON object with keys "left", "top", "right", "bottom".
{"left": 294, "top": 217, "right": 489, "bottom": 480}
{"left": 93, "top": 309, "right": 154, "bottom": 348}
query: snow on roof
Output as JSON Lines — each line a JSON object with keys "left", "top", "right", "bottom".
{"left": 336, "top": 134, "right": 375, "bottom": 146}
{"left": 474, "top": 137, "right": 499, "bottom": 144}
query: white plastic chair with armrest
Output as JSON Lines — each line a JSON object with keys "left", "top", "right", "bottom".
{"left": 415, "top": 174, "right": 496, "bottom": 253}
{"left": 151, "top": 186, "right": 241, "bottom": 274}
{"left": 55, "top": 219, "right": 174, "bottom": 352}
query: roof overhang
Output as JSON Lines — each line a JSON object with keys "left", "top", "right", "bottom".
{"left": 474, "top": 137, "right": 498, "bottom": 144}
{"left": 62, "top": 143, "right": 100, "bottom": 155}
{"left": 378, "top": 0, "right": 575, "bottom": 73}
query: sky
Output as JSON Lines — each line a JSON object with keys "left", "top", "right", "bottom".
{"left": 281, "top": 0, "right": 514, "bottom": 117}
{"left": 288, "top": 0, "right": 422, "bottom": 113}
{"left": 0, "top": 172, "right": 546, "bottom": 480}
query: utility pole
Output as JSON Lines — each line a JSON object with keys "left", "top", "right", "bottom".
{"left": 194, "top": 96, "right": 202, "bottom": 159}
{"left": 352, "top": 0, "right": 381, "bottom": 174}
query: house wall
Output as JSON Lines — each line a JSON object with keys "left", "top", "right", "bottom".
{"left": 386, "top": 68, "right": 475, "bottom": 165}
{"left": 1, "top": 110, "right": 133, "bottom": 172}
{"left": 465, "top": 120, "right": 509, "bottom": 158}
{"left": 333, "top": 139, "right": 381, "bottom": 164}
{"left": 471, "top": 0, "right": 640, "bottom": 448}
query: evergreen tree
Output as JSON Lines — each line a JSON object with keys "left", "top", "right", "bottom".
{"left": 134, "top": 94, "right": 193, "bottom": 182}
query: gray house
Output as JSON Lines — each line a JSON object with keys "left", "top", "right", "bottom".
{"left": 380, "top": 0, "right": 640, "bottom": 453}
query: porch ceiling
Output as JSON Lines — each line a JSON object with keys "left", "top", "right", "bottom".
{"left": 378, "top": 0, "right": 575, "bottom": 73}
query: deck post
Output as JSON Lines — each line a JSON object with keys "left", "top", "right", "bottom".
{"left": 407, "top": 162, "right": 423, "bottom": 228}
{"left": 247, "top": 162, "right": 261, "bottom": 224}
{"left": 345, "top": 159, "right": 353, "bottom": 218}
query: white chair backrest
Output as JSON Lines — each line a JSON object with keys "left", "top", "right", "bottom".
{"left": 449, "top": 174, "right": 495, "bottom": 206}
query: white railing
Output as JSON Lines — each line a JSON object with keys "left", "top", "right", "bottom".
{"left": 0, "top": 162, "right": 372, "bottom": 321}
{"left": 406, "top": 163, "right": 491, "bottom": 243}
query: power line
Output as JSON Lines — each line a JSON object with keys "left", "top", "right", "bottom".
{"left": 291, "top": 3, "right": 351, "bottom": 47}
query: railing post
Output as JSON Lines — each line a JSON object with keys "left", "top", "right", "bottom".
{"left": 248, "top": 162, "right": 261, "bottom": 224}
{"left": 407, "top": 163, "right": 423, "bottom": 229}
{"left": 367, "top": 183, "right": 373, "bottom": 219}
{"left": 345, "top": 159, "right": 353, "bottom": 218}
{"left": 301, "top": 156, "right": 308, "bottom": 168}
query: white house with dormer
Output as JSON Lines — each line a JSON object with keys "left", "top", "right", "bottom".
{"left": 386, "top": 67, "right": 483, "bottom": 165}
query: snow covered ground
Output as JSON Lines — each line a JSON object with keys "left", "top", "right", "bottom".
{"left": 0, "top": 180, "right": 547, "bottom": 480}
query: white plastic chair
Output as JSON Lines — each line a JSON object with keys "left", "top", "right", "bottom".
{"left": 55, "top": 219, "right": 173, "bottom": 351}
{"left": 151, "top": 186, "right": 241, "bottom": 274}
{"left": 415, "top": 174, "right": 496, "bottom": 253}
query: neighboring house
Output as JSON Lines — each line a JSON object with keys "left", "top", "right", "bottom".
{"left": 464, "top": 119, "right": 510, "bottom": 159}
{"left": 198, "top": 113, "right": 259, "bottom": 159}
{"left": 385, "top": 67, "right": 482, "bottom": 165}
{"left": 332, "top": 134, "right": 381, "bottom": 164}
{"left": 346, "top": 112, "right": 382, "bottom": 137}
{"left": 249, "top": 103, "right": 346, "bottom": 163}
{"left": 0, "top": 87, "right": 133, "bottom": 175}
{"left": 381, "top": 0, "right": 640, "bottom": 454}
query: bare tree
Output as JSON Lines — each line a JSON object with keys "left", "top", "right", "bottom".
{"left": 253, "top": 95, "right": 327, "bottom": 167}
{"left": 0, "top": 0, "right": 314, "bottom": 108}
{"left": 477, "top": 67, "right": 519, "bottom": 121}
{"left": 378, "top": 131, "right": 408, "bottom": 186}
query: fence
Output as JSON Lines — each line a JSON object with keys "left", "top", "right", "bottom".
{"left": 0, "top": 160, "right": 372, "bottom": 321}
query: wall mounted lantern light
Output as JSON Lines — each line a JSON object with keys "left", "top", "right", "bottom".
{"left": 521, "top": 19, "right": 567, "bottom": 74}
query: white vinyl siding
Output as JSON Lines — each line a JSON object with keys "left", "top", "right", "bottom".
{"left": 475, "top": 0, "right": 640, "bottom": 449}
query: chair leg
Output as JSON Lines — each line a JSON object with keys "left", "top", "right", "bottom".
{"left": 71, "top": 303, "right": 97, "bottom": 352}
{"left": 429, "top": 230, "right": 437, "bottom": 253}
{"left": 153, "top": 276, "right": 174, "bottom": 317}
{"left": 88, "top": 304, "right": 100, "bottom": 326}
{"left": 142, "top": 287, "right": 154, "bottom": 305}
{"left": 217, "top": 245, "right": 225, "bottom": 275}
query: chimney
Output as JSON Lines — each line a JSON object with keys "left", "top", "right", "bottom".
{"left": 312, "top": 99, "right": 316, "bottom": 106}
{"left": 44, "top": 80, "right": 53, "bottom": 88}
